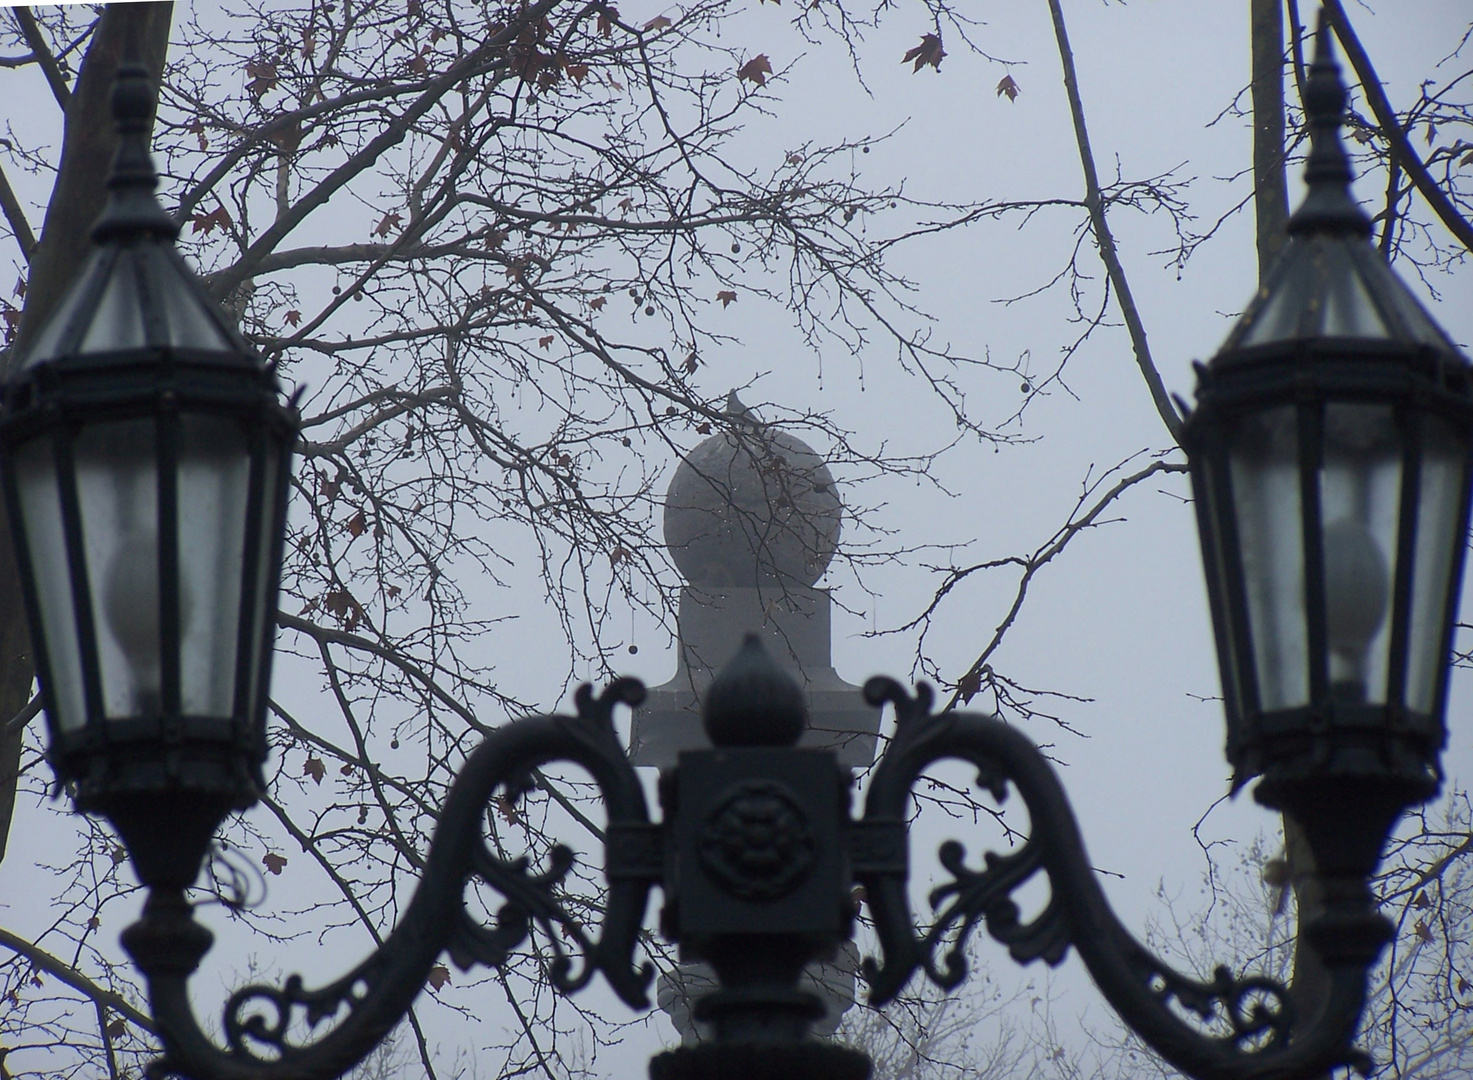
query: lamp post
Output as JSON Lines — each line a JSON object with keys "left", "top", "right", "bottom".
{"left": 3, "top": 17, "right": 1470, "bottom": 1080}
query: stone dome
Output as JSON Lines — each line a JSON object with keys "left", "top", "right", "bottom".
{"left": 663, "top": 394, "right": 841, "bottom": 588}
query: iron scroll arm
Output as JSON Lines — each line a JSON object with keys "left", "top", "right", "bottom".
{"left": 854, "top": 677, "right": 1389, "bottom": 1080}
{"left": 122, "top": 679, "right": 660, "bottom": 1080}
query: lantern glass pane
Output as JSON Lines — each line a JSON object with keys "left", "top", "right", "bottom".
{"left": 1229, "top": 406, "right": 1309, "bottom": 710}
{"left": 1405, "top": 416, "right": 1468, "bottom": 714}
{"left": 1319, "top": 403, "right": 1401, "bottom": 703}
{"left": 150, "top": 249, "right": 235, "bottom": 351}
{"left": 1241, "top": 266, "right": 1313, "bottom": 347}
{"left": 243, "top": 440, "right": 284, "bottom": 725}
{"left": 78, "top": 259, "right": 147, "bottom": 354}
{"left": 75, "top": 419, "right": 161, "bottom": 719}
{"left": 14, "top": 439, "right": 87, "bottom": 732}
{"left": 177, "top": 416, "right": 249, "bottom": 717}
{"left": 1321, "top": 262, "right": 1389, "bottom": 338}
{"left": 1196, "top": 457, "right": 1244, "bottom": 715}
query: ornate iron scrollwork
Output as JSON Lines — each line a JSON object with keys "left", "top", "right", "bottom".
{"left": 127, "top": 679, "right": 658, "bottom": 1080}
{"left": 853, "top": 677, "right": 1380, "bottom": 1080}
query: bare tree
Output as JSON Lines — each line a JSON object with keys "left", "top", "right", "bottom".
{"left": 0, "top": 1, "right": 1468, "bottom": 1079}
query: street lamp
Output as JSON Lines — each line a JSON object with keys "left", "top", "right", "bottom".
{"left": 2, "top": 17, "right": 1469, "bottom": 1080}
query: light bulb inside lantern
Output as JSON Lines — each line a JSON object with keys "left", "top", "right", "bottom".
{"left": 103, "top": 530, "right": 188, "bottom": 715}
{"left": 1322, "top": 517, "right": 1389, "bottom": 698}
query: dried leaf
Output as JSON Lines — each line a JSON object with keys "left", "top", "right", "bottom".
{"left": 618, "top": 197, "right": 634, "bottom": 212}
{"left": 590, "top": 296, "right": 607, "bottom": 310}
{"left": 304, "top": 756, "right": 326, "bottom": 784}
{"left": 190, "top": 206, "right": 233, "bottom": 236}
{"left": 539, "top": 335, "right": 555, "bottom": 349}
{"left": 427, "top": 964, "right": 451, "bottom": 990}
{"left": 262, "top": 852, "right": 288, "bottom": 875}
{"left": 87, "top": 915, "right": 100, "bottom": 930}
{"left": 374, "top": 211, "right": 403, "bottom": 238}
{"left": 737, "top": 54, "right": 772, "bottom": 86}
{"left": 346, "top": 509, "right": 367, "bottom": 538}
{"left": 106, "top": 1018, "right": 126, "bottom": 1038}
{"left": 643, "top": 14, "right": 671, "bottom": 30}
{"left": 996, "top": 74, "right": 1020, "bottom": 102}
{"left": 245, "top": 58, "right": 280, "bottom": 101}
{"left": 610, "top": 545, "right": 630, "bottom": 565}
{"left": 111, "top": 845, "right": 127, "bottom": 865}
{"left": 1414, "top": 918, "right": 1434, "bottom": 943}
{"left": 565, "top": 62, "right": 589, "bottom": 84}
{"left": 716, "top": 290, "right": 737, "bottom": 308}
{"left": 695, "top": 422, "right": 711, "bottom": 435}
{"left": 597, "top": 6, "right": 619, "bottom": 36}
{"left": 1414, "top": 890, "right": 1431, "bottom": 909}
{"left": 957, "top": 668, "right": 982, "bottom": 703}
{"left": 902, "top": 33, "right": 944, "bottom": 73}
{"left": 284, "top": 309, "right": 302, "bottom": 327}
{"left": 683, "top": 349, "right": 699, "bottom": 374}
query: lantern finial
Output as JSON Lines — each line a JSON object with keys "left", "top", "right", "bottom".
{"left": 1287, "top": 13, "right": 1372, "bottom": 238}
{"left": 91, "top": 60, "right": 179, "bottom": 244}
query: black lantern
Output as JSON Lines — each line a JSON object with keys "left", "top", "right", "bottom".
{"left": 0, "top": 62, "right": 298, "bottom": 885}
{"left": 1183, "top": 26, "right": 1473, "bottom": 855}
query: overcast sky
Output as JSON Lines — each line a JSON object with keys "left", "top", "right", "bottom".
{"left": 1, "top": 1, "right": 1471, "bottom": 1076}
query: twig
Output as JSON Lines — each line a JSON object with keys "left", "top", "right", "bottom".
{"left": 1322, "top": 0, "right": 1473, "bottom": 255}
{"left": 1046, "top": 0, "right": 1183, "bottom": 444}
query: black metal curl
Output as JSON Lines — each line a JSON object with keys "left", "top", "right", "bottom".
{"left": 130, "top": 679, "right": 656, "bottom": 1080}
{"left": 854, "top": 677, "right": 1378, "bottom": 1080}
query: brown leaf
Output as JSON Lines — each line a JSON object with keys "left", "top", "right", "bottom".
{"left": 539, "top": 335, "right": 555, "bottom": 349}
{"left": 618, "top": 197, "right": 635, "bottom": 212}
{"left": 683, "top": 349, "right": 699, "bottom": 374}
{"left": 1414, "top": 919, "right": 1434, "bottom": 943}
{"left": 262, "top": 852, "right": 288, "bottom": 875}
{"left": 111, "top": 845, "right": 127, "bottom": 865}
{"left": 494, "top": 793, "right": 523, "bottom": 825}
{"left": 106, "top": 1018, "right": 126, "bottom": 1038}
{"left": 737, "top": 54, "right": 772, "bottom": 87}
{"left": 597, "top": 6, "right": 619, "bottom": 36}
{"left": 340, "top": 761, "right": 355, "bottom": 775}
{"left": 996, "top": 74, "right": 1020, "bottom": 102}
{"left": 346, "top": 509, "right": 367, "bottom": 538}
{"left": 190, "top": 206, "right": 233, "bottom": 236}
{"left": 87, "top": 915, "right": 101, "bottom": 930}
{"left": 565, "top": 62, "right": 589, "bottom": 84}
{"left": 427, "top": 964, "right": 451, "bottom": 990}
{"left": 245, "top": 58, "right": 280, "bottom": 101}
{"left": 284, "top": 309, "right": 302, "bottom": 327}
{"left": 590, "top": 296, "right": 607, "bottom": 310}
{"left": 902, "top": 33, "right": 944, "bottom": 73}
{"left": 957, "top": 668, "right": 982, "bottom": 703}
{"left": 610, "top": 545, "right": 630, "bottom": 565}
{"left": 716, "top": 290, "right": 737, "bottom": 308}
{"left": 304, "top": 756, "right": 326, "bottom": 784}
{"left": 374, "top": 211, "right": 403, "bottom": 238}
{"left": 643, "top": 14, "right": 671, "bottom": 30}
{"left": 1414, "top": 890, "right": 1431, "bottom": 909}
{"left": 695, "top": 422, "right": 711, "bottom": 435}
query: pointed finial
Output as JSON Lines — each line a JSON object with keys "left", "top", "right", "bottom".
{"left": 1286, "top": 11, "right": 1371, "bottom": 237}
{"left": 702, "top": 634, "right": 808, "bottom": 747}
{"left": 91, "top": 61, "right": 180, "bottom": 244}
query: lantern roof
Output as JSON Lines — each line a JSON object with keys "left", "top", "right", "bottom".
{"left": 1217, "top": 25, "right": 1462, "bottom": 360}
{"left": 20, "top": 61, "right": 246, "bottom": 369}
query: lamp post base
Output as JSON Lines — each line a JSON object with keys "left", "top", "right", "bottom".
{"left": 649, "top": 1041, "right": 871, "bottom": 1080}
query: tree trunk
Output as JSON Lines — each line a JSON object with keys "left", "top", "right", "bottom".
{"left": 0, "top": 2, "right": 173, "bottom": 864}
{"left": 1250, "top": 0, "right": 1289, "bottom": 280}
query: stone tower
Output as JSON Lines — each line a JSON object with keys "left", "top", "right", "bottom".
{"left": 631, "top": 394, "right": 877, "bottom": 1042}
